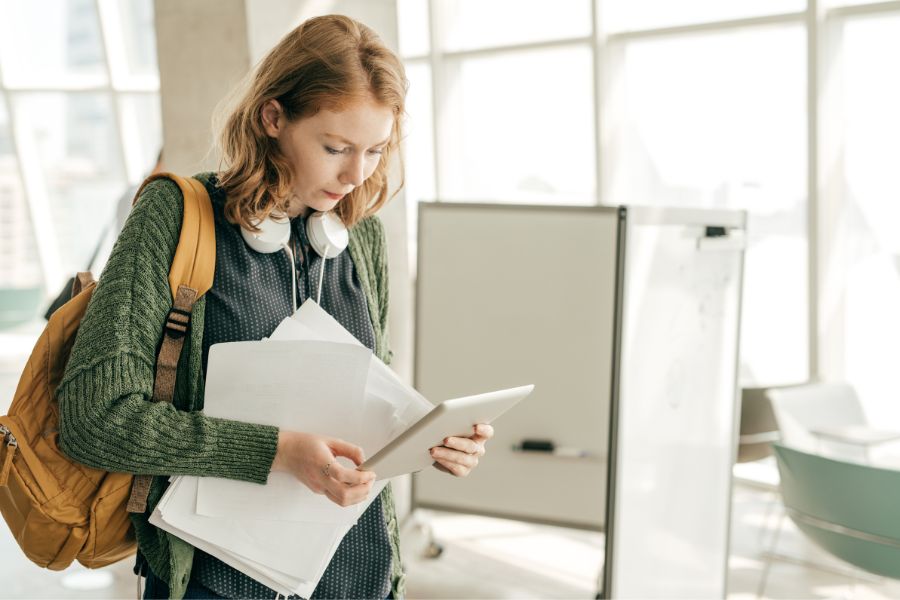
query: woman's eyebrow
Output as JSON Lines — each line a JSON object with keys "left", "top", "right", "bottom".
{"left": 323, "top": 133, "right": 390, "bottom": 147}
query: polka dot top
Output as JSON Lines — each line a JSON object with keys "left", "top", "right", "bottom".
{"left": 190, "top": 175, "right": 393, "bottom": 599}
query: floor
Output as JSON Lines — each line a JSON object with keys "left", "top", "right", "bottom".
{"left": 3, "top": 322, "right": 900, "bottom": 599}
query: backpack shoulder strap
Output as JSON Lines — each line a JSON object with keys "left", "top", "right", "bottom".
{"left": 134, "top": 172, "right": 216, "bottom": 301}
{"left": 127, "top": 172, "right": 216, "bottom": 514}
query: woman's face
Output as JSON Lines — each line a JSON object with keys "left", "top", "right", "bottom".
{"left": 262, "top": 97, "right": 394, "bottom": 217}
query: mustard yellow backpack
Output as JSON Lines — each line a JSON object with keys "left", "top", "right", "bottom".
{"left": 0, "top": 173, "right": 215, "bottom": 570}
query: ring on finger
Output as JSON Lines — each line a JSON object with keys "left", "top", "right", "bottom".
{"left": 322, "top": 462, "right": 332, "bottom": 478}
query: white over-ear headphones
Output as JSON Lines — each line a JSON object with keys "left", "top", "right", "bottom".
{"left": 240, "top": 211, "right": 349, "bottom": 312}
{"left": 240, "top": 212, "right": 291, "bottom": 253}
{"left": 306, "top": 211, "right": 350, "bottom": 258}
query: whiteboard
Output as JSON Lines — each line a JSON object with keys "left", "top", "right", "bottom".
{"left": 412, "top": 203, "right": 620, "bottom": 529}
{"left": 604, "top": 207, "right": 746, "bottom": 598}
{"left": 412, "top": 203, "right": 745, "bottom": 598}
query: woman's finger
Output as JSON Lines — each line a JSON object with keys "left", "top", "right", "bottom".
{"left": 323, "top": 487, "right": 345, "bottom": 506}
{"left": 322, "top": 460, "right": 375, "bottom": 486}
{"left": 433, "top": 461, "right": 453, "bottom": 475}
{"left": 434, "top": 457, "right": 470, "bottom": 477}
{"left": 442, "top": 436, "right": 481, "bottom": 455}
{"left": 327, "top": 438, "right": 366, "bottom": 466}
{"left": 324, "top": 479, "right": 371, "bottom": 506}
{"left": 431, "top": 447, "right": 479, "bottom": 469}
{"left": 472, "top": 423, "right": 494, "bottom": 442}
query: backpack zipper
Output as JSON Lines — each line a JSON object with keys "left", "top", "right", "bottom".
{"left": 0, "top": 424, "right": 17, "bottom": 487}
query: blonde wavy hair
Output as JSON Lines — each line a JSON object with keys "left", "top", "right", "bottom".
{"left": 215, "top": 14, "right": 407, "bottom": 229}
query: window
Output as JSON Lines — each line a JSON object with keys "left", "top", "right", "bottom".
{"left": 828, "top": 10, "right": 900, "bottom": 424}
{"left": 607, "top": 25, "right": 808, "bottom": 385}
{"left": 397, "top": 0, "right": 596, "bottom": 263}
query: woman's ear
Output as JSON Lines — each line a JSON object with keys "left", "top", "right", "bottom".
{"left": 261, "top": 99, "right": 284, "bottom": 138}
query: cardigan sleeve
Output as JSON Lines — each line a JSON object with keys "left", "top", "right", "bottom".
{"left": 358, "top": 214, "right": 393, "bottom": 366}
{"left": 56, "top": 178, "right": 278, "bottom": 483}
{"left": 370, "top": 215, "right": 393, "bottom": 366}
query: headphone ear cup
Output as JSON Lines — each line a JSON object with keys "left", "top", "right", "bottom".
{"left": 241, "top": 215, "right": 291, "bottom": 253}
{"left": 307, "top": 212, "right": 349, "bottom": 258}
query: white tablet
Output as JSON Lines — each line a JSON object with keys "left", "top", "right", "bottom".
{"left": 360, "top": 384, "right": 534, "bottom": 480}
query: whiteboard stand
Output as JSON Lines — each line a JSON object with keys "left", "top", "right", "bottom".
{"left": 602, "top": 207, "right": 746, "bottom": 599}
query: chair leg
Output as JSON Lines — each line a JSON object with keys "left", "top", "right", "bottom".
{"left": 400, "top": 510, "right": 444, "bottom": 559}
{"left": 757, "top": 513, "right": 785, "bottom": 598}
{"left": 762, "top": 511, "right": 787, "bottom": 556}
{"left": 759, "top": 494, "right": 784, "bottom": 550}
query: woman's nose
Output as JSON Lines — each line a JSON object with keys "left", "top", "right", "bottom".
{"left": 340, "top": 155, "right": 366, "bottom": 187}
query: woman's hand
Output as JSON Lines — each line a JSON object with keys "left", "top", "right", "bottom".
{"left": 271, "top": 430, "right": 375, "bottom": 507}
{"left": 430, "top": 423, "right": 494, "bottom": 477}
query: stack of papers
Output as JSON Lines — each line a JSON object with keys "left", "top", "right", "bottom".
{"left": 149, "top": 301, "right": 432, "bottom": 597}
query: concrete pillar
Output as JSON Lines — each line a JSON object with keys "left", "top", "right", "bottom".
{"left": 154, "top": 0, "right": 251, "bottom": 174}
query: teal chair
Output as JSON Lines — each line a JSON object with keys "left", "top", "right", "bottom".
{"left": 0, "top": 286, "right": 44, "bottom": 330}
{"left": 771, "top": 443, "right": 900, "bottom": 581}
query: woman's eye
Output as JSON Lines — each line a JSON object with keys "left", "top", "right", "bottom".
{"left": 325, "top": 146, "right": 383, "bottom": 156}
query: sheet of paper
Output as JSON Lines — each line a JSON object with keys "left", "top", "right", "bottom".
{"left": 150, "top": 511, "right": 317, "bottom": 598}
{"left": 150, "top": 478, "right": 315, "bottom": 597}
{"left": 272, "top": 303, "right": 433, "bottom": 422}
{"left": 197, "top": 340, "right": 372, "bottom": 522}
{"left": 155, "top": 476, "right": 381, "bottom": 589}
{"left": 270, "top": 305, "right": 432, "bottom": 450}
{"left": 160, "top": 477, "right": 333, "bottom": 579}
{"left": 287, "top": 301, "right": 434, "bottom": 447}
{"left": 276, "top": 300, "right": 434, "bottom": 432}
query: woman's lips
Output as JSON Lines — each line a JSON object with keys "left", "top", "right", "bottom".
{"left": 323, "top": 191, "right": 345, "bottom": 200}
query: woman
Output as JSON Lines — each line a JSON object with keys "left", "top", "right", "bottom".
{"left": 57, "top": 14, "right": 493, "bottom": 600}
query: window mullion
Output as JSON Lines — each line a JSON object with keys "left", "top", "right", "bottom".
{"left": 2, "top": 87, "right": 63, "bottom": 291}
{"left": 426, "top": 0, "right": 444, "bottom": 200}
{"left": 592, "top": 0, "right": 602, "bottom": 205}
{"left": 807, "top": 0, "right": 821, "bottom": 381}
{"left": 607, "top": 10, "right": 805, "bottom": 42}
{"left": 94, "top": 0, "right": 135, "bottom": 183}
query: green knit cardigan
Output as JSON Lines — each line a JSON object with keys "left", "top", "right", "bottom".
{"left": 56, "top": 173, "right": 404, "bottom": 599}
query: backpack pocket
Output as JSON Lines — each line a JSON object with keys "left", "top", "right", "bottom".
{"left": 0, "top": 418, "right": 88, "bottom": 569}
{"left": 0, "top": 451, "right": 89, "bottom": 569}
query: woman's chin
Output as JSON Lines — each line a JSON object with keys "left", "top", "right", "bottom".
{"left": 307, "top": 198, "right": 340, "bottom": 213}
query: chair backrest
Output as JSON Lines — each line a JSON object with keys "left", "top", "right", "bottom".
{"left": 766, "top": 382, "right": 867, "bottom": 454}
{"left": 773, "top": 443, "right": 900, "bottom": 579}
{"left": 737, "top": 386, "right": 782, "bottom": 463}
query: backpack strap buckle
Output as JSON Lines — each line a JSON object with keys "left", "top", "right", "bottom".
{"left": 164, "top": 307, "right": 192, "bottom": 340}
